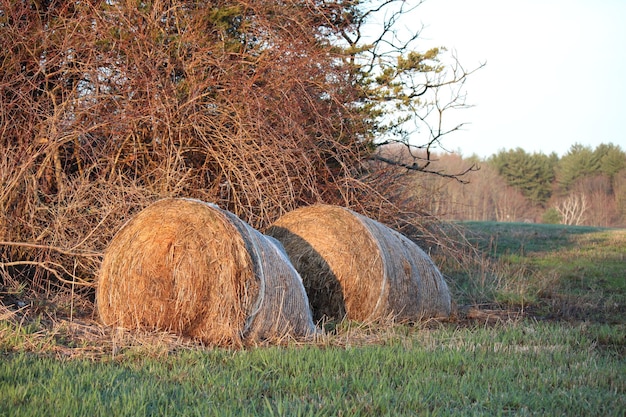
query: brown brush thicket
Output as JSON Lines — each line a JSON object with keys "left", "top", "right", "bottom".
{"left": 0, "top": 1, "right": 363, "bottom": 296}
{"left": 97, "top": 198, "right": 316, "bottom": 346}
{"left": 268, "top": 205, "right": 452, "bottom": 322}
{"left": 0, "top": 1, "right": 471, "bottom": 309}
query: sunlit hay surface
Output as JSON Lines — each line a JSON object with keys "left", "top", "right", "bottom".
{"left": 267, "top": 205, "right": 452, "bottom": 322}
{"left": 97, "top": 198, "right": 316, "bottom": 347}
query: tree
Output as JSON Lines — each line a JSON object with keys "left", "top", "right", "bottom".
{"left": 555, "top": 194, "right": 589, "bottom": 225}
{"left": 555, "top": 144, "right": 601, "bottom": 192}
{"left": 595, "top": 143, "right": 626, "bottom": 183}
{"left": 553, "top": 143, "right": 624, "bottom": 225}
{"left": 399, "top": 150, "right": 539, "bottom": 222}
{"left": 489, "top": 148, "right": 556, "bottom": 206}
{"left": 542, "top": 208, "right": 561, "bottom": 224}
{"left": 614, "top": 169, "right": 626, "bottom": 225}
{"left": 569, "top": 175, "right": 618, "bottom": 226}
{"left": 342, "top": 1, "right": 483, "bottom": 178}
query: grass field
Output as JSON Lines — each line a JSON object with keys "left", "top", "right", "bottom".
{"left": 1, "top": 222, "right": 625, "bottom": 416}
{"left": 442, "top": 222, "right": 626, "bottom": 325}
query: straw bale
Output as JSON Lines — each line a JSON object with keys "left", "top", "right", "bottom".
{"left": 97, "top": 198, "right": 316, "bottom": 346}
{"left": 267, "top": 205, "right": 451, "bottom": 322}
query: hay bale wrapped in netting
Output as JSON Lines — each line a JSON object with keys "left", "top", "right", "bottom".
{"left": 267, "top": 205, "right": 451, "bottom": 322}
{"left": 97, "top": 198, "right": 317, "bottom": 346}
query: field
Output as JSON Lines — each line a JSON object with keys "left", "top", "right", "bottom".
{"left": 1, "top": 222, "right": 625, "bottom": 416}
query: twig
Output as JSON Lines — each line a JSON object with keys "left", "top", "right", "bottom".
{"left": 0, "top": 260, "right": 95, "bottom": 287}
{"left": 0, "top": 241, "right": 102, "bottom": 258}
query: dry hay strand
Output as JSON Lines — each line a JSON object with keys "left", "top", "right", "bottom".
{"left": 267, "top": 204, "right": 452, "bottom": 322}
{"left": 97, "top": 198, "right": 316, "bottom": 347}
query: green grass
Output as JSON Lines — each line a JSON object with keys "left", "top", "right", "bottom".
{"left": 445, "top": 222, "right": 626, "bottom": 323}
{"left": 1, "top": 322, "right": 624, "bottom": 416}
{"left": 1, "top": 222, "right": 625, "bottom": 416}
{"left": 461, "top": 221, "right": 603, "bottom": 255}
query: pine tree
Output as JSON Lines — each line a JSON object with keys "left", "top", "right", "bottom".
{"left": 556, "top": 144, "right": 601, "bottom": 193}
{"left": 489, "top": 148, "right": 556, "bottom": 206}
{"left": 595, "top": 143, "right": 626, "bottom": 183}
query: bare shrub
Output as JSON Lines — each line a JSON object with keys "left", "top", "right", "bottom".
{"left": 0, "top": 1, "right": 472, "bottom": 311}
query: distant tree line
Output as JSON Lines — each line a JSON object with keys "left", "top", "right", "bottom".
{"left": 404, "top": 143, "right": 626, "bottom": 227}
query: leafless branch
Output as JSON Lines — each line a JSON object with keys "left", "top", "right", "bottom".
{"left": 369, "top": 154, "right": 478, "bottom": 183}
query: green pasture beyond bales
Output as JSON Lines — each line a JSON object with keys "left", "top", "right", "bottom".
{"left": 1, "top": 222, "right": 625, "bottom": 416}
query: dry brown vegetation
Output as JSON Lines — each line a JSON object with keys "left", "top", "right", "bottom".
{"left": 1, "top": 1, "right": 471, "bottom": 286}
{"left": 0, "top": 0, "right": 476, "bottom": 349}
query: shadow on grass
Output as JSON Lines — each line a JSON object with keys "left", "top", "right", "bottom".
{"left": 460, "top": 221, "right": 607, "bottom": 257}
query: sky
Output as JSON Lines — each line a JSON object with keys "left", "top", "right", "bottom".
{"left": 395, "top": 0, "right": 626, "bottom": 158}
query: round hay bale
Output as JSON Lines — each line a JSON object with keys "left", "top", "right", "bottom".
{"left": 97, "top": 198, "right": 316, "bottom": 346}
{"left": 267, "top": 205, "right": 451, "bottom": 322}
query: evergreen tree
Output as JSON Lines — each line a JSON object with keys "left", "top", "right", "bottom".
{"left": 489, "top": 148, "right": 556, "bottom": 206}
{"left": 595, "top": 143, "right": 626, "bottom": 182}
{"left": 556, "top": 144, "right": 601, "bottom": 192}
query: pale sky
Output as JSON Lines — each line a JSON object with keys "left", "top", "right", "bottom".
{"left": 402, "top": 0, "right": 626, "bottom": 158}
